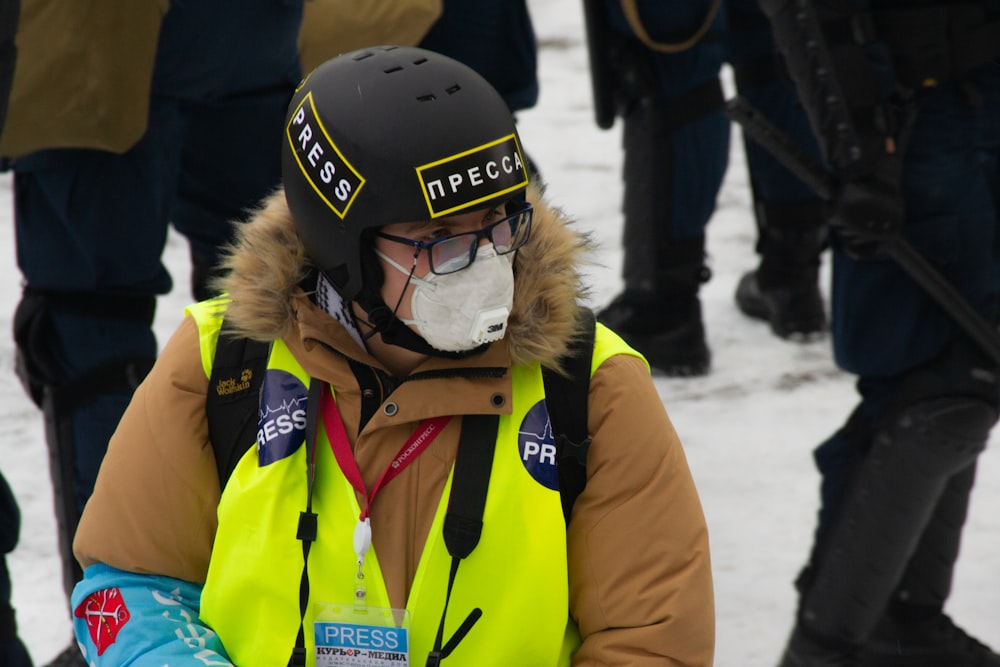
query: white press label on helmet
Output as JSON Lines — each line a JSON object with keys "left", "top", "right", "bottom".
{"left": 287, "top": 91, "right": 366, "bottom": 219}
{"left": 416, "top": 134, "right": 529, "bottom": 218}
{"left": 469, "top": 306, "right": 510, "bottom": 345}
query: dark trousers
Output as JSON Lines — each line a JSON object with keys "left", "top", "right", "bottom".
{"left": 605, "top": 0, "right": 823, "bottom": 241}
{"left": 10, "top": 0, "right": 303, "bottom": 556}
{"left": 817, "top": 63, "right": 1000, "bottom": 527}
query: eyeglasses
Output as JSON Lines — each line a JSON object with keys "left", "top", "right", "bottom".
{"left": 376, "top": 199, "right": 533, "bottom": 275}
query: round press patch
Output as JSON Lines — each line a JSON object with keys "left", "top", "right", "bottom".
{"left": 517, "top": 399, "right": 559, "bottom": 490}
{"left": 257, "top": 369, "right": 309, "bottom": 466}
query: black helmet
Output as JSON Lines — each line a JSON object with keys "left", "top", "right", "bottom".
{"left": 282, "top": 45, "right": 530, "bottom": 300}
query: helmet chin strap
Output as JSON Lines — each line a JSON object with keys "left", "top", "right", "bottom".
{"left": 353, "top": 287, "right": 485, "bottom": 360}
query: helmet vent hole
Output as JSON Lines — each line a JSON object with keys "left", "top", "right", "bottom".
{"left": 446, "top": 84, "right": 461, "bottom": 95}
{"left": 384, "top": 65, "right": 404, "bottom": 74}
{"left": 413, "top": 57, "right": 428, "bottom": 65}
{"left": 417, "top": 94, "right": 437, "bottom": 102}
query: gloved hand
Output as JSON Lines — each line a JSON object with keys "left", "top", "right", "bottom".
{"left": 830, "top": 149, "right": 903, "bottom": 260}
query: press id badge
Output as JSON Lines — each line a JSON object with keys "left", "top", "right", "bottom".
{"left": 314, "top": 604, "right": 411, "bottom": 667}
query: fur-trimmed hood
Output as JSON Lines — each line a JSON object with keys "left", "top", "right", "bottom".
{"left": 213, "top": 183, "right": 592, "bottom": 371}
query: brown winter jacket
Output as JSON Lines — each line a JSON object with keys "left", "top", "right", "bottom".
{"left": 74, "top": 186, "right": 716, "bottom": 666}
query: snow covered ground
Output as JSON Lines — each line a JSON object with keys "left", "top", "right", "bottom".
{"left": 3, "top": 0, "right": 999, "bottom": 663}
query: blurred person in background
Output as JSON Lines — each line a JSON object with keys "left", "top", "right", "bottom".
{"left": 585, "top": 0, "right": 828, "bottom": 376}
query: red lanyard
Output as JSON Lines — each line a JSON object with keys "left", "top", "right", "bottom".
{"left": 320, "top": 384, "right": 452, "bottom": 520}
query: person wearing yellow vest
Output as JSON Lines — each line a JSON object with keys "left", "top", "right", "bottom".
{"left": 68, "top": 46, "right": 715, "bottom": 666}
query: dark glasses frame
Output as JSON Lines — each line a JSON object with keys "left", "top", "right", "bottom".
{"left": 375, "top": 199, "right": 533, "bottom": 275}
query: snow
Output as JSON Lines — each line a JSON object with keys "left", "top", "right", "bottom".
{"left": 3, "top": 0, "right": 999, "bottom": 663}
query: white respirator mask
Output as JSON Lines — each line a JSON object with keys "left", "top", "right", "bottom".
{"left": 377, "top": 245, "right": 515, "bottom": 352}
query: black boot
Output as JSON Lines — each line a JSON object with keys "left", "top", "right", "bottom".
{"left": 862, "top": 607, "right": 1000, "bottom": 667}
{"left": 598, "top": 289, "right": 710, "bottom": 376}
{"left": 598, "top": 237, "right": 711, "bottom": 376}
{"left": 736, "top": 200, "right": 827, "bottom": 339}
{"left": 861, "top": 465, "right": 1000, "bottom": 666}
{"left": 597, "top": 68, "right": 722, "bottom": 376}
{"left": 778, "top": 626, "right": 860, "bottom": 667}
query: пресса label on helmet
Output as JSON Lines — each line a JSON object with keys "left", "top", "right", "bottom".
{"left": 417, "top": 134, "right": 528, "bottom": 218}
{"left": 286, "top": 91, "right": 366, "bottom": 219}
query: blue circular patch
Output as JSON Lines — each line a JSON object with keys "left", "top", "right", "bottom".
{"left": 257, "top": 369, "right": 308, "bottom": 466}
{"left": 517, "top": 400, "right": 559, "bottom": 490}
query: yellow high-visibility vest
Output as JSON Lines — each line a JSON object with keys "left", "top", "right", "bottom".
{"left": 188, "top": 299, "right": 640, "bottom": 666}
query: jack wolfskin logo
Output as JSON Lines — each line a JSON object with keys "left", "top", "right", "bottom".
{"left": 215, "top": 368, "right": 253, "bottom": 396}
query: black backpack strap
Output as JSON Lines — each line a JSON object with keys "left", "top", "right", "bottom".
{"left": 206, "top": 321, "right": 271, "bottom": 488}
{"left": 288, "top": 379, "right": 323, "bottom": 667}
{"left": 426, "top": 413, "right": 498, "bottom": 667}
{"left": 542, "top": 308, "right": 597, "bottom": 524}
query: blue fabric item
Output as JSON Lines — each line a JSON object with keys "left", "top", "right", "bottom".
{"left": 419, "top": 0, "right": 539, "bottom": 114}
{"left": 606, "top": 0, "right": 728, "bottom": 241}
{"left": 727, "top": 0, "right": 824, "bottom": 205}
{"left": 604, "top": 0, "right": 824, "bottom": 240}
{"left": 830, "top": 65, "right": 1000, "bottom": 378}
{"left": 72, "top": 564, "right": 232, "bottom": 666}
